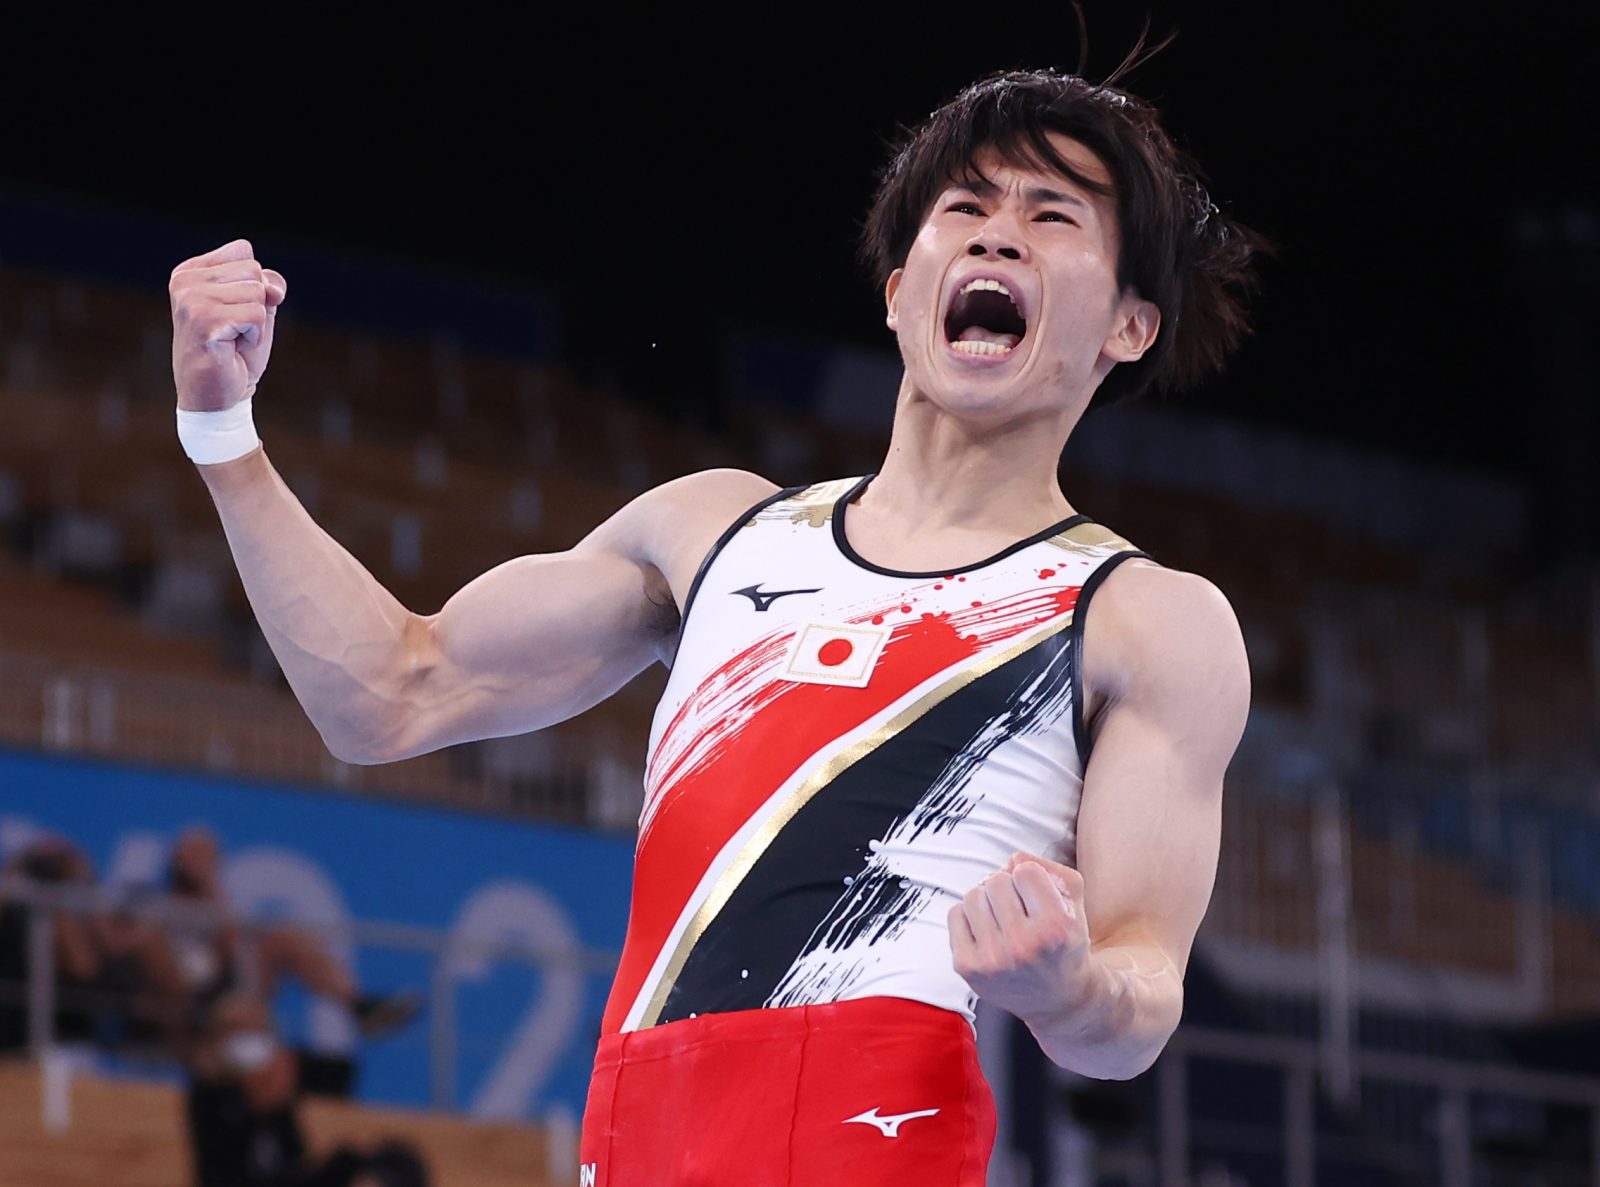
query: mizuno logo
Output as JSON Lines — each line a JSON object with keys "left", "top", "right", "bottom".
{"left": 732, "top": 584, "right": 822, "bottom": 612}
{"left": 842, "top": 1106, "right": 941, "bottom": 1137}
{"left": 580, "top": 1163, "right": 596, "bottom": 1187}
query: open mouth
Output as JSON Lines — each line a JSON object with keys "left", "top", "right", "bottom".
{"left": 943, "top": 279, "right": 1027, "bottom": 358}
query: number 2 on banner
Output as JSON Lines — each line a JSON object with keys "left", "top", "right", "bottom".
{"left": 445, "top": 881, "right": 584, "bottom": 1119}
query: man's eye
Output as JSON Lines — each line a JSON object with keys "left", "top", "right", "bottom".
{"left": 1037, "top": 212, "right": 1078, "bottom": 225}
{"left": 947, "top": 202, "right": 984, "bottom": 215}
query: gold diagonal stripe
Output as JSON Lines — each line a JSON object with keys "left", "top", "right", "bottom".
{"left": 1047, "top": 521, "right": 1138, "bottom": 553}
{"left": 637, "top": 608, "right": 1079, "bottom": 1029}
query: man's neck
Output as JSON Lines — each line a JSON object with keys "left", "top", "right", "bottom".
{"left": 860, "top": 380, "right": 1085, "bottom": 539}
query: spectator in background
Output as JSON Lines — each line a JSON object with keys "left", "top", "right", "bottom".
{"left": 0, "top": 833, "right": 189, "bottom": 1050}
{"left": 164, "top": 827, "right": 419, "bottom": 1044}
{"left": 187, "top": 993, "right": 429, "bottom": 1187}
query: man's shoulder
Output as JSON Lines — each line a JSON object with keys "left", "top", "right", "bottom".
{"left": 649, "top": 468, "right": 787, "bottom": 513}
{"left": 587, "top": 469, "right": 786, "bottom": 577}
{"left": 1085, "top": 558, "right": 1249, "bottom": 710}
{"left": 637, "top": 468, "right": 789, "bottom": 540}
{"left": 594, "top": 468, "right": 780, "bottom": 539}
{"left": 1091, "top": 558, "right": 1237, "bottom": 633}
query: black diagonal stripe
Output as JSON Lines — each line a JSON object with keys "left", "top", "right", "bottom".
{"left": 656, "top": 629, "right": 1077, "bottom": 1024}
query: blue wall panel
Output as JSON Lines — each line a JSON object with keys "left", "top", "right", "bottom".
{"left": 0, "top": 747, "right": 632, "bottom": 1120}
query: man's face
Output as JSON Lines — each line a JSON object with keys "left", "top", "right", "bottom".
{"left": 170, "top": 829, "right": 221, "bottom": 898}
{"left": 885, "top": 134, "right": 1158, "bottom": 424}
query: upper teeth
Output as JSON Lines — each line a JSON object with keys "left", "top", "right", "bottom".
{"left": 960, "top": 278, "right": 1012, "bottom": 298}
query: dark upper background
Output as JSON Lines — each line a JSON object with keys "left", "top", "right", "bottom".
{"left": 2, "top": 3, "right": 1596, "bottom": 490}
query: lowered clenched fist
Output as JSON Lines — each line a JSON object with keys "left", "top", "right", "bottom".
{"left": 948, "top": 851, "right": 1094, "bottom": 1028}
{"left": 169, "top": 239, "right": 287, "bottom": 411}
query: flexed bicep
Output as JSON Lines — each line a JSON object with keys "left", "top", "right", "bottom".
{"left": 395, "top": 545, "right": 672, "bottom": 757}
{"left": 357, "top": 468, "right": 778, "bottom": 762}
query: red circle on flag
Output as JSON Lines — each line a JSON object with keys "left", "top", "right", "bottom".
{"left": 817, "top": 638, "right": 854, "bottom": 667}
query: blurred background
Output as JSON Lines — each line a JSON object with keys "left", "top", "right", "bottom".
{"left": 1, "top": 3, "right": 1597, "bottom": 1184}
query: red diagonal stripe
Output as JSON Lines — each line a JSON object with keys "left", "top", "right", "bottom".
{"left": 603, "top": 584, "right": 1079, "bottom": 1033}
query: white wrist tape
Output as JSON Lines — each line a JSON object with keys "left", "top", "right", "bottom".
{"left": 176, "top": 396, "right": 261, "bottom": 465}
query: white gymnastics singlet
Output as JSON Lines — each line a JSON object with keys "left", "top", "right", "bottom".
{"left": 601, "top": 475, "right": 1145, "bottom": 1036}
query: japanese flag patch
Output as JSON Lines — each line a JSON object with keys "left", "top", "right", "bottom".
{"left": 783, "top": 622, "right": 890, "bottom": 688}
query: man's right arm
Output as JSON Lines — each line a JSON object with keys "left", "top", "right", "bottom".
{"left": 196, "top": 450, "right": 689, "bottom": 764}
{"left": 172, "top": 240, "right": 772, "bottom": 765}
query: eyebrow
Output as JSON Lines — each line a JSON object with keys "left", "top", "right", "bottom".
{"left": 957, "top": 177, "right": 1092, "bottom": 212}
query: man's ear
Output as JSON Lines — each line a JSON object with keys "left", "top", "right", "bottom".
{"left": 1103, "top": 296, "right": 1161, "bottom": 363}
{"left": 885, "top": 268, "right": 904, "bottom": 332}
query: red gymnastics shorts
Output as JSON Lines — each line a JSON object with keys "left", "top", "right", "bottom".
{"left": 578, "top": 996, "right": 996, "bottom": 1186}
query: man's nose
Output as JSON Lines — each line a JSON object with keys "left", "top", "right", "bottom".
{"left": 965, "top": 217, "right": 1027, "bottom": 262}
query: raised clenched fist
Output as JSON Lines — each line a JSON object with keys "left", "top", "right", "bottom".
{"left": 169, "top": 239, "right": 288, "bottom": 411}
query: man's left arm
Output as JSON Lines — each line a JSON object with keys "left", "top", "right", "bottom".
{"left": 948, "top": 563, "right": 1250, "bottom": 1079}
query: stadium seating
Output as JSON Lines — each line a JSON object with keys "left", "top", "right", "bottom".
{"left": 0, "top": 1058, "right": 551, "bottom": 1187}
{"left": 2, "top": 258, "right": 1598, "bottom": 1031}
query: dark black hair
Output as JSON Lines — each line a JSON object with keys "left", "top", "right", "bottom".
{"left": 861, "top": 66, "right": 1267, "bottom": 404}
